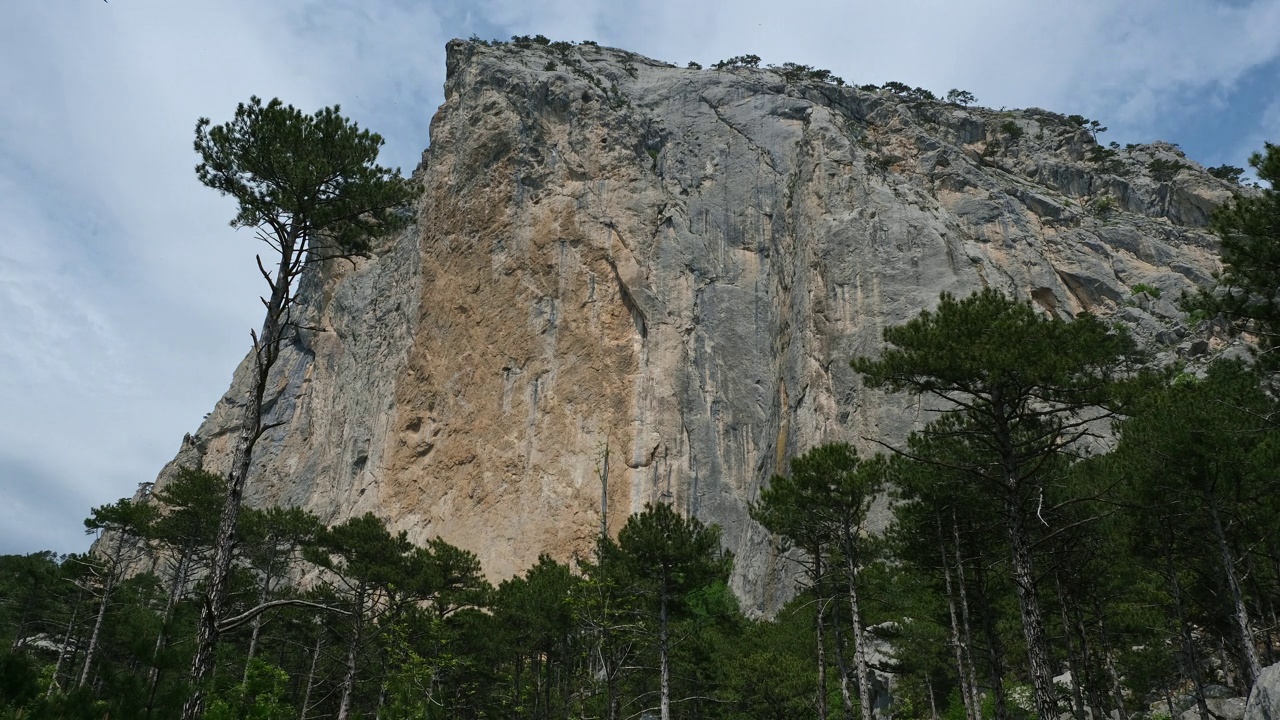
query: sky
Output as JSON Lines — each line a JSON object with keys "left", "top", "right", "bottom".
{"left": 2, "top": 0, "right": 1279, "bottom": 556}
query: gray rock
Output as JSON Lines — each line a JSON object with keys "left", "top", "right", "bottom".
{"left": 146, "top": 39, "right": 1230, "bottom": 613}
{"left": 1244, "top": 662, "right": 1280, "bottom": 720}
{"left": 1181, "top": 697, "right": 1247, "bottom": 720}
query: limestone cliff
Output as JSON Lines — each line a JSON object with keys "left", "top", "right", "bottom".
{"left": 157, "top": 39, "right": 1235, "bottom": 614}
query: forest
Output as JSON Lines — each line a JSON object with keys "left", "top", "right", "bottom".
{"left": 2, "top": 93, "right": 1278, "bottom": 719}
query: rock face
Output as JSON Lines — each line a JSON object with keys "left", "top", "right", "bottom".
{"left": 156, "top": 39, "right": 1236, "bottom": 614}
{"left": 1245, "top": 663, "right": 1280, "bottom": 720}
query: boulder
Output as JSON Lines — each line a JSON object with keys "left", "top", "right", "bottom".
{"left": 1244, "top": 662, "right": 1280, "bottom": 720}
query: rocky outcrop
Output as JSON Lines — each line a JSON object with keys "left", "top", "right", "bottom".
{"left": 156, "top": 39, "right": 1238, "bottom": 614}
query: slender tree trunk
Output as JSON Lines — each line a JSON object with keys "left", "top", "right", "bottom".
{"left": 300, "top": 629, "right": 323, "bottom": 720}
{"left": 1167, "top": 546, "right": 1213, "bottom": 720}
{"left": 976, "top": 562, "right": 1009, "bottom": 720}
{"left": 1055, "top": 577, "right": 1087, "bottom": 720}
{"left": 79, "top": 575, "right": 113, "bottom": 689}
{"left": 660, "top": 581, "right": 671, "bottom": 720}
{"left": 1093, "top": 601, "right": 1128, "bottom": 720}
{"left": 147, "top": 546, "right": 192, "bottom": 718}
{"left": 1072, "top": 604, "right": 1107, "bottom": 720}
{"left": 939, "top": 515, "right": 976, "bottom": 720}
{"left": 79, "top": 531, "right": 126, "bottom": 688}
{"left": 815, "top": 552, "right": 829, "bottom": 720}
{"left": 47, "top": 590, "right": 82, "bottom": 697}
{"left": 926, "top": 676, "right": 939, "bottom": 720}
{"left": 244, "top": 566, "right": 275, "bottom": 682}
{"left": 184, "top": 234, "right": 298, "bottom": 720}
{"left": 952, "top": 514, "right": 982, "bottom": 720}
{"left": 1005, "top": 492, "right": 1058, "bottom": 720}
{"left": 832, "top": 600, "right": 855, "bottom": 720}
{"left": 1209, "top": 503, "right": 1263, "bottom": 686}
{"left": 337, "top": 584, "right": 366, "bottom": 720}
{"left": 844, "top": 539, "right": 875, "bottom": 720}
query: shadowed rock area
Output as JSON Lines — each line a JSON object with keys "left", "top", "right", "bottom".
{"left": 153, "top": 39, "right": 1236, "bottom": 615}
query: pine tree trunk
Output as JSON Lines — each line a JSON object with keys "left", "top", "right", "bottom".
{"left": 300, "top": 629, "right": 323, "bottom": 720}
{"left": 659, "top": 580, "right": 671, "bottom": 720}
{"left": 147, "top": 546, "right": 192, "bottom": 718}
{"left": 1167, "top": 547, "right": 1213, "bottom": 720}
{"left": 1005, "top": 493, "right": 1058, "bottom": 720}
{"left": 952, "top": 514, "right": 982, "bottom": 720}
{"left": 1094, "top": 604, "right": 1128, "bottom": 720}
{"left": 47, "top": 591, "right": 82, "bottom": 697}
{"left": 939, "top": 515, "right": 976, "bottom": 720}
{"left": 1210, "top": 503, "right": 1263, "bottom": 686}
{"left": 926, "top": 676, "right": 939, "bottom": 720}
{"left": 1072, "top": 605, "right": 1107, "bottom": 720}
{"left": 79, "top": 530, "right": 126, "bottom": 688}
{"left": 815, "top": 552, "right": 828, "bottom": 720}
{"left": 977, "top": 548, "right": 1009, "bottom": 720}
{"left": 244, "top": 562, "right": 275, "bottom": 683}
{"left": 337, "top": 584, "right": 366, "bottom": 720}
{"left": 1055, "top": 577, "right": 1087, "bottom": 720}
{"left": 832, "top": 602, "right": 855, "bottom": 720}
{"left": 844, "top": 540, "right": 874, "bottom": 720}
{"left": 183, "top": 234, "right": 297, "bottom": 720}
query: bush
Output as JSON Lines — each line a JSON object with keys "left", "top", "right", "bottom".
{"left": 544, "top": 61, "right": 558, "bottom": 71}
{"left": 946, "top": 89, "right": 977, "bottom": 106}
{"left": 1001, "top": 120, "right": 1024, "bottom": 139}
{"left": 713, "top": 54, "right": 761, "bottom": 69}
{"left": 1208, "top": 164, "right": 1245, "bottom": 183}
{"left": 1148, "top": 158, "right": 1189, "bottom": 182}
{"left": 1131, "top": 283, "right": 1162, "bottom": 299}
{"left": 687, "top": 61, "right": 702, "bottom": 70}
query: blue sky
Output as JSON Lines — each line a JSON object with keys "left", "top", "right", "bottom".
{"left": 2, "top": 0, "right": 1278, "bottom": 555}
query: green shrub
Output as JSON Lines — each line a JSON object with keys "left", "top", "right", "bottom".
{"left": 1001, "top": 120, "right": 1024, "bottom": 139}
{"left": 687, "top": 61, "right": 702, "bottom": 69}
{"left": 713, "top": 54, "right": 761, "bottom": 69}
{"left": 544, "top": 60, "right": 557, "bottom": 71}
{"left": 1208, "top": 164, "right": 1245, "bottom": 183}
{"left": 1148, "top": 158, "right": 1189, "bottom": 182}
{"left": 1131, "top": 283, "right": 1162, "bottom": 299}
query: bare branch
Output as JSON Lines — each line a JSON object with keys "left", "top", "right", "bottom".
{"left": 217, "top": 599, "right": 349, "bottom": 634}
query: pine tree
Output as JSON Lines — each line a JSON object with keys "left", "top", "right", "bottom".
{"left": 853, "top": 289, "right": 1143, "bottom": 720}
{"left": 613, "top": 503, "right": 731, "bottom": 720}
{"left": 1194, "top": 143, "right": 1280, "bottom": 363}
{"left": 185, "top": 98, "right": 417, "bottom": 720}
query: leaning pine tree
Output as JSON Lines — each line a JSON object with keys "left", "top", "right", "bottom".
{"left": 852, "top": 289, "right": 1144, "bottom": 720}
{"left": 183, "top": 97, "right": 416, "bottom": 720}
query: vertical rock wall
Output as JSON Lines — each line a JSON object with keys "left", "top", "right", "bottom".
{"left": 165, "top": 39, "right": 1231, "bottom": 614}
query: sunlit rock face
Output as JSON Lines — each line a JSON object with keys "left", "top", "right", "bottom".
{"left": 160, "top": 39, "right": 1230, "bottom": 615}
